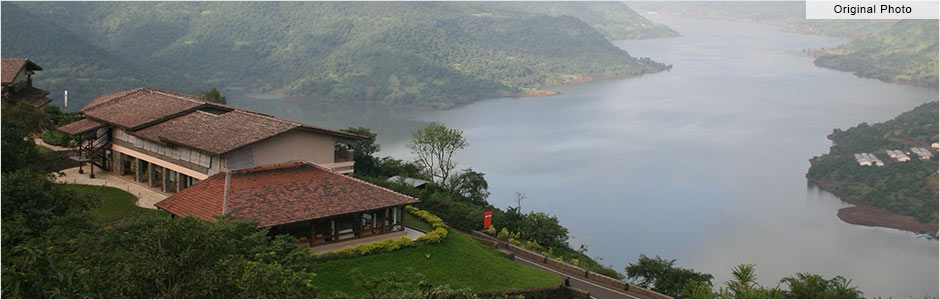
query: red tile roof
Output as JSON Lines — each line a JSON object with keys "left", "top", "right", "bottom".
{"left": 154, "top": 162, "right": 420, "bottom": 227}
{"left": 71, "top": 88, "right": 365, "bottom": 153}
{"left": 57, "top": 118, "right": 104, "bottom": 135}
{"left": 81, "top": 88, "right": 207, "bottom": 130}
{"left": 1, "top": 58, "right": 42, "bottom": 85}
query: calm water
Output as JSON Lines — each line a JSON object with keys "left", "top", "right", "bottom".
{"left": 229, "top": 15, "right": 938, "bottom": 298}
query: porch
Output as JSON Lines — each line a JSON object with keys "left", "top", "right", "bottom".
{"left": 270, "top": 205, "right": 410, "bottom": 247}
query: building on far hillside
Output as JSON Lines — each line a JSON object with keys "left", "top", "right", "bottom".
{"left": 1, "top": 58, "right": 52, "bottom": 107}
{"left": 58, "top": 87, "right": 364, "bottom": 190}
{"left": 155, "top": 162, "right": 419, "bottom": 246}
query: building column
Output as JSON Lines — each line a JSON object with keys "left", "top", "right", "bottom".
{"left": 135, "top": 158, "right": 142, "bottom": 182}
{"left": 309, "top": 221, "right": 316, "bottom": 246}
{"left": 148, "top": 162, "right": 156, "bottom": 187}
{"left": 162, "top": 166, "right": 169, "bottom": 192}
{"left": 112, "top": 152, "right": 123, "bottom": 175}
{"left": 176, "top": 171, "right": 182, "bottom": 193}
{"left": 331, "top": 220, "right": 336, "bottom": 242}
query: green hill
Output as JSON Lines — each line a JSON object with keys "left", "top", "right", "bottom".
{"left": 0, "top": 3, "right": 202, "bottom": 110}
{"left": 474, "top": 2, "right": 678, "bottom": 40}
{"left": 4, "top": 2, "right": 669, "bottom": 109}
{"left": 814, "top": 20, "right": 939, "bottom": 88}
{"left": 630, "top": 1, "right": 892, "bottom": 38}
{"left": 807, "top": 102, "right": 939, "bottom": 224}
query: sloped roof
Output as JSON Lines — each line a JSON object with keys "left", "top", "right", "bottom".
{"left": 154, "top": 162, "right": 420, "bottom": 227}
{"left": 57, "top": 118, "right": 104, "bottom": 135}
{"left": 80, "top": 88, "right": 207, "bottom": 130}
{"left": 1, "top": 58, "right": 42, "bottom": 85}
{"left": 73, "top": 88, "right": 364, "bottom": 153}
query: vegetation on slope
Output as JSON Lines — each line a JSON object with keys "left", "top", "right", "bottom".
{"left": 630, "top": 1, "right": 892, "bottom": 38}
{"left": 313, "top": 230, "right": 562, "bottom": 297}
{"left": 478, "top": 2, "right": 678, "bottom": 40}
{"left": 5, "top": 2, "right": 669, "bottom": 109}
{"left": 0, "top": 3, "right": 203, "bottom": 110}
{"left": 807, "top": 102, "right": 939, "bottom": 224}
{"left": 814, "top": 20, "right": 939, "bottom": 88}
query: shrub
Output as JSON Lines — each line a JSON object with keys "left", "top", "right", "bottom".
{"left": 417, "top": 228, "right": 447, "bottom": 244}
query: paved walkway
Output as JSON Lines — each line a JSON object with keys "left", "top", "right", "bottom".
{"left": 54, "top": 165, "right": 168, "bottom": 209}
{"left": 311, "top": 227, "right": 426, "bottom": 255}
{"left": 34, "top": 137, "right": 71, "bottom": 152}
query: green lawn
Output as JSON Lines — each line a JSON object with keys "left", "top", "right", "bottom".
{"left": 403, "top": 212, "right": 434, "bottom": 233}
{"left": 64, "top": 184, "right": 168, "bottom": 224}
{"left": 312, "top": 230, "right": 561, "bottom": 297}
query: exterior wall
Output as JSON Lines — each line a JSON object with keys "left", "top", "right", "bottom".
{"left": 112, "top": 128, "right": 215, "bottom": 176}
{"left": 251, "top": 130, "right": 335, "bottom": 166}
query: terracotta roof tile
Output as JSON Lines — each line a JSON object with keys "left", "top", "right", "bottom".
{"left": 154, "top": 162, "right": 420, "bottom": 227}
{"left": 81, "top": 88, "right": 207, "bottom": 130}
{"left": 1, "top": 58, "right": 42, "bottom": 85}
{"left": 131, "top": 110, "right": 297, "bottom": 155}
{"left": 57, "top": 118, "right": 103, "bottom": 135}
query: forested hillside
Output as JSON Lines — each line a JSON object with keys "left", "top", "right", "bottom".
{"left": 814, "top": 20, "right": 939, "bottom": 88}
{"left": 477, "top": 2, "right": 678, "bottom": 40}
{"left": 807, "top": 102, "right": 939, "bottom": 225}
{"left": 0, "top": 4, "right": 203, "bottom": 109}
{"left": 630, "top": 1, "right": 892, "bottom": 38}
{"left": 3, "top": 2, "right": 669, "bottom": 109}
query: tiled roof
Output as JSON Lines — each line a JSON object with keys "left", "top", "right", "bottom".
{"left": 57, "top": 118, "right": 104, "bottom": 135}
{"left": 131, "top": 110, "right": 298, "bottom": 155}
{"left": 154, "top": 162, "right": 420, "bottom": 227}
{"left": 73, "top": 88, "right": 365, "bottom": 153}
{"left": 1, "top": 58, "right": 42, "bottom": 85}
{"left": 5, "top": 86, "right": 52, "bottom": 107}
{"left": 81, "top": 88, "right": 207, "bottom": 130}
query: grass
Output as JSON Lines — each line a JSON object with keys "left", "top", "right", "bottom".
{"left": 312, "top": 230, "right": 562, "bottom": 297}
{"left": 403, "top": 212, "right": 434, "bottom": 233}
{"left": 64, "top": 184, "right": 168, "bottom": 224}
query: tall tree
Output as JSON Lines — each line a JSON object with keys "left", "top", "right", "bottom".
{"left": 407, "top": 123, "right": 468, "bottom": 185}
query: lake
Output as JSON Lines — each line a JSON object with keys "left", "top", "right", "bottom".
{"left": 228, "top": 14, "right": 938, "bottom": 298}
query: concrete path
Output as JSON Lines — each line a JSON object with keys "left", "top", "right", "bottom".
{"left": 34, "top": 137, "right": 71, "bottom": 152}
{"left": 54, "top": 165, "right": 168, "bottom": 209}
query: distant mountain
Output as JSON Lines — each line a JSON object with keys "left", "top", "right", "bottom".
{"left": 814, "top": 20, "right": 939, "bottom": 88}
{"left": 630, "top": 1, "right": 892, "bottom": 38}
{"left": 0, "top": 3, "right": 202, "bottom": 110}
{"left": 474, "top": 2, "right": 678, "bottom": 40}
{"left": 3, "top": 2, "right": 670, "bottom": 109}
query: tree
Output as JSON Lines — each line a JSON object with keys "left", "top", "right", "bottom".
{"left": 625, "top": 254, "right": 714, "bottom": 298}
{"left": 194, "top": 88, "right": 226, "bottom": 104}
{"left": 780, "top": 273, "right": 863, "bottom": 299}
{"left": 447, "top": 168, "right": 490, "bottom": 205}
{"left": 408, "top": 123, "right": 468, "bottom": 185}
{"left": 341, "top": 127, "right": 381, "bottom": 175}
{"left": 2, "top": 102, "right": 49, "bottom": 173}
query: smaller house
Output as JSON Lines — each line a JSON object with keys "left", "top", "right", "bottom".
{"left": 387, "top": 175, "right": 431, "bottom": 189}
{"left": 1, "top": 58, "right": 51, "bottom": 107}
{"left": 155, "top": 162, "right": 420, "bottom": 246}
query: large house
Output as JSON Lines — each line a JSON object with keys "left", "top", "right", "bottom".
{"left": 59, "top": 88, "right": 419, "bottom": 245}
{"left": 2, "top": 58, "right": 52, "bottom": 107}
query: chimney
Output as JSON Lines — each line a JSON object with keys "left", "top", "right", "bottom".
{"left": 222, "top": 169, "right": 231, "bottom": 215}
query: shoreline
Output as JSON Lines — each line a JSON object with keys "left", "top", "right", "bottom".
{"left": 807, "top": 177, "right": 938, "bottom": 236}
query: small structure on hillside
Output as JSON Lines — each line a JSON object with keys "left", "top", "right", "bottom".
{"left": 1, "top": 58, "right": 52, "bottom": 107}
{"left": 387, "top": 175, "right": 431, "bottom": 189}
{"left": 886, "top": 150, "right": 910, "bottom": 162}
{"left": 911, "top": 147, "right": 933, "bottom": 160}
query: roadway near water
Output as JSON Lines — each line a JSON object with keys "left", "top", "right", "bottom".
{"left": 229, "top": 14, "right": 938, "bottom": 298}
